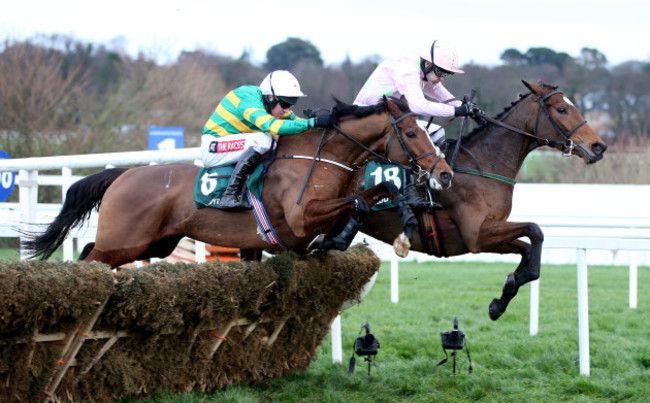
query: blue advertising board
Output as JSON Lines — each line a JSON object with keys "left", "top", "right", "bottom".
{"left": 148, "top": 126, "right": 185, "bottom": 150}
{"left": 0, "top": 150, "right": 16, "bottom": 202}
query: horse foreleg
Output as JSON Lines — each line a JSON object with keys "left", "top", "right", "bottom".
{"left": 474, "top": 221, "right": 544, "bottom": 320}
{"left": 349, "top": 180, "right": 416, "bottom": 256}
{"left": 305, "top": 181, "right": 416, "bottom": 254}
{"left": 305, "top": 195, "right": 370, "bottom": 251}
{"left": 391, "top": 187, "right": 417, "bottom": 257}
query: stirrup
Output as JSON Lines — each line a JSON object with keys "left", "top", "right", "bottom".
{"left": 308, "top": 234, "right": 327, "bottom": 250}
{"left": 308, "top": 234, "right": 348, "bottom": 251}
{"left": 406, "top": 198, "right": 443, "bottom": 210}
{"left": 217, "top": 194, "right": 252, "bottom": 211}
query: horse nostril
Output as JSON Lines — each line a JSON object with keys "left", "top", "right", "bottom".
{"left": 592, "top": 142, "right": 607, "bottom": 155}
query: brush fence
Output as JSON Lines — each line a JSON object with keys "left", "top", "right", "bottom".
{"left": 0, "top": 245, "right": 379, "bottom": 402}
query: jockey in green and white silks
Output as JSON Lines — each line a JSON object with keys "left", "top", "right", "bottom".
{"left": 200, "top": 70, "right": 335, "bottom": 211}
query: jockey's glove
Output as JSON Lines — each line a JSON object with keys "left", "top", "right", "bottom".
{"left": 470, "top": 105, "right": 485, "bottom": 117}
{"left": 454, "top": 103, "right": 472, "bottom": 117}
{"left": 314, "top": 112, "right": 336, "bottom": 128}
{"left": 455, "top": 103, "right": 484, "bottom": 118}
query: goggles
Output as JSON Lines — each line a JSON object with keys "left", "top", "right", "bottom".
{"left": 432, "top": 64, "right": 454, "bottom": 78}
{"left": 278, "top": 99, "right": 293, "bottom": 109}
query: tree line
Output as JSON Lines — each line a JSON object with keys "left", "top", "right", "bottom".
{"left": 1, "top": 35, "right": 649, "bottom": 160}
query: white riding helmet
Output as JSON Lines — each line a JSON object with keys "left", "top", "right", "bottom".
{"left": 259, "top": 70, "right": 306, "bottom": 105}
{"left": 420, "top": 40, "right": 465, "bottom": 74}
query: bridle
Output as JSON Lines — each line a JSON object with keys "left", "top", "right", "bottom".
{"left": 534, "top": 90, "right": 587, "bottom": 156}
{"left": 331, "top": 110, "right": 445, "bottom": 181}
{"left": 292, "top": 108, "right": 445, "bottom": 204}
{"left": 479, "top": 90, "right": 587, "bottom": 157}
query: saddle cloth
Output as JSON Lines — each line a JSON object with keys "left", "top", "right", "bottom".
{"left": 194, "top": 164, "right": 265, "bottom": 209}
{"left": 363, "top": 161, "right": 406, "bottom": 210}
{"left": 194, "top": 163, "right": 283, "bottom": 248}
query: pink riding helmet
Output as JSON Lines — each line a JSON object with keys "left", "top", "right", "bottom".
{"left": 420, "top": 41, "right": 465, "bottom": 74}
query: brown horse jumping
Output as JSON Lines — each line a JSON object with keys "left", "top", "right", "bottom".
{"left": 23, "top": 97, "right": 453, "bottom": 268}
{"left": 353, "top": 81, "right": 607, "bottom": 320}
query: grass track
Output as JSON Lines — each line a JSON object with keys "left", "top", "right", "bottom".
{"left": 117, "top": 259, "right": 649, "bottom": 402}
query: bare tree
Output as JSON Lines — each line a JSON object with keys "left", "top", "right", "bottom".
{"left": 84, "top": 56, "right": 228, "bottom": 151}
{"left": 0, "top": 41, "right": 86, "bottom": 157}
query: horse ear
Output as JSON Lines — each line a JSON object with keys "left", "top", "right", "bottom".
{"left": 522, "top": 80, "right": 539, "bottom": 95}
{"left": 384, "top": 97, "right": 400, "bottom": 116}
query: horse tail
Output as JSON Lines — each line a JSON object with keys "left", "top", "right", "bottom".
{"left": 21, "top": 167, "right": 130, "bottom": 260}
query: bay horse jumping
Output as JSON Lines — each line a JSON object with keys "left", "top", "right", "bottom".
{"left": 353, "top": 81, "right": 607, "bottom": 320}
{"left": 23, "top": 97, "right": 453, "bottom": 268}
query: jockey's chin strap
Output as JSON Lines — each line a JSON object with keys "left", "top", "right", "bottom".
{"left": 474, "top": 90, "right": 587, "bottom": 157}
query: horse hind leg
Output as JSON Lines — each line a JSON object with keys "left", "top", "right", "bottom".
{"left": 240, "top": 249, "right": 263, "bottom": 262}
{"left": 488, "top": 224, "right": 543, "bottom": 321}
{"left": 78, "top": 242, "right": 95, "bottom": 261}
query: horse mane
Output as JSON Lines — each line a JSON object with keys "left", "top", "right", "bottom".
{"left": 462, "top": 81, "right": 558, "bottom": 140}
{"left": 331, "top": 96, "right": 410, "bottom": 120}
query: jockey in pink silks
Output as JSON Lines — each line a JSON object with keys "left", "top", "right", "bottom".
{"left": 354, "top": 40, "right": 483, "bottom": 210}
{"left": 354, "top": 40, "right": 481, "bottom": 144}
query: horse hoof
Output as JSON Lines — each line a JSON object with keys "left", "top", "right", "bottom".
{"left": 489, "top": 298, "right": 504, "bottom": 321}
{"left": 392, "top": 233, "right": 410, "bottom": 258}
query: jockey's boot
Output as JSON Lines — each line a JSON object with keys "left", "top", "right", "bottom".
{"left": 403, "top": 180, "right": 442, "bottom": 210}
{"left": 217, "top": 148, "right": 262, "bottom": 211}
{"left": 308, "top": 218, "right": 360, "bottom": 251}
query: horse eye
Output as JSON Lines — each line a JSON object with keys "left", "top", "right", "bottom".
{"left": 557, "top": 107, "right": 568, "bottom": 114}
{"left": 406, "top": 131, "right": 417, "bottom": 138}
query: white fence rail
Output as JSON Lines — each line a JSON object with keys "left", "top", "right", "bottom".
{"left": 0, "top": 148, "right": 203, "bottom": 262}
{"left": 358, "top": 183, "right": 650, "bottom": 376}
{"left": 2, "top": 151, "right": 649, "bottom": 375}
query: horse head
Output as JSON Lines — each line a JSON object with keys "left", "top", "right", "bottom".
{"left": 522, "top": 80, "right": 607, "bottom": 164}
{"left": 333, "top": 97, "right": 453, "bottom": 190}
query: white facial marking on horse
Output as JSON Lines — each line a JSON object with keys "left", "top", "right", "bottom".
{"left": 429, "top": 176, "right": 442, "bottom": 191}
{"left": 563, "top": 96, "right": 575, "bottom": 107}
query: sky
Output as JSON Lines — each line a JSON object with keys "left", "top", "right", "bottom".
{"left": 2, "top": 0, "right": 649, "bottom": 67}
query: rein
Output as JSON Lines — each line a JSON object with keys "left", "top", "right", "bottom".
{"left": 332, "top": 111, "right": 440, "bottom": 171}
{"left": 452, "top": 89, "right": 588, "bottom": 185}
{"left": 294, "top": 108, "right": 442, "bottom": 204}
{"left": 479, "top": 90, "right": 587, "bottom": 155}
{"left": 276, "top": 154, "right": 356, "bottom": 172}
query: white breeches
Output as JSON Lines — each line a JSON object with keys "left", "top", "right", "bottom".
{"left": 200, "top": 133, "right": 273, "bottom": 167}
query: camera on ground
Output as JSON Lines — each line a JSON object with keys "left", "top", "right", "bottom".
{"left": 441, "top": 316, "right": 465, "bottom": 350}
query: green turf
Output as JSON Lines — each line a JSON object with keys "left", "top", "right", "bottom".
{"left": 117, "top": 259, "right": 649, "bottom": 402}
